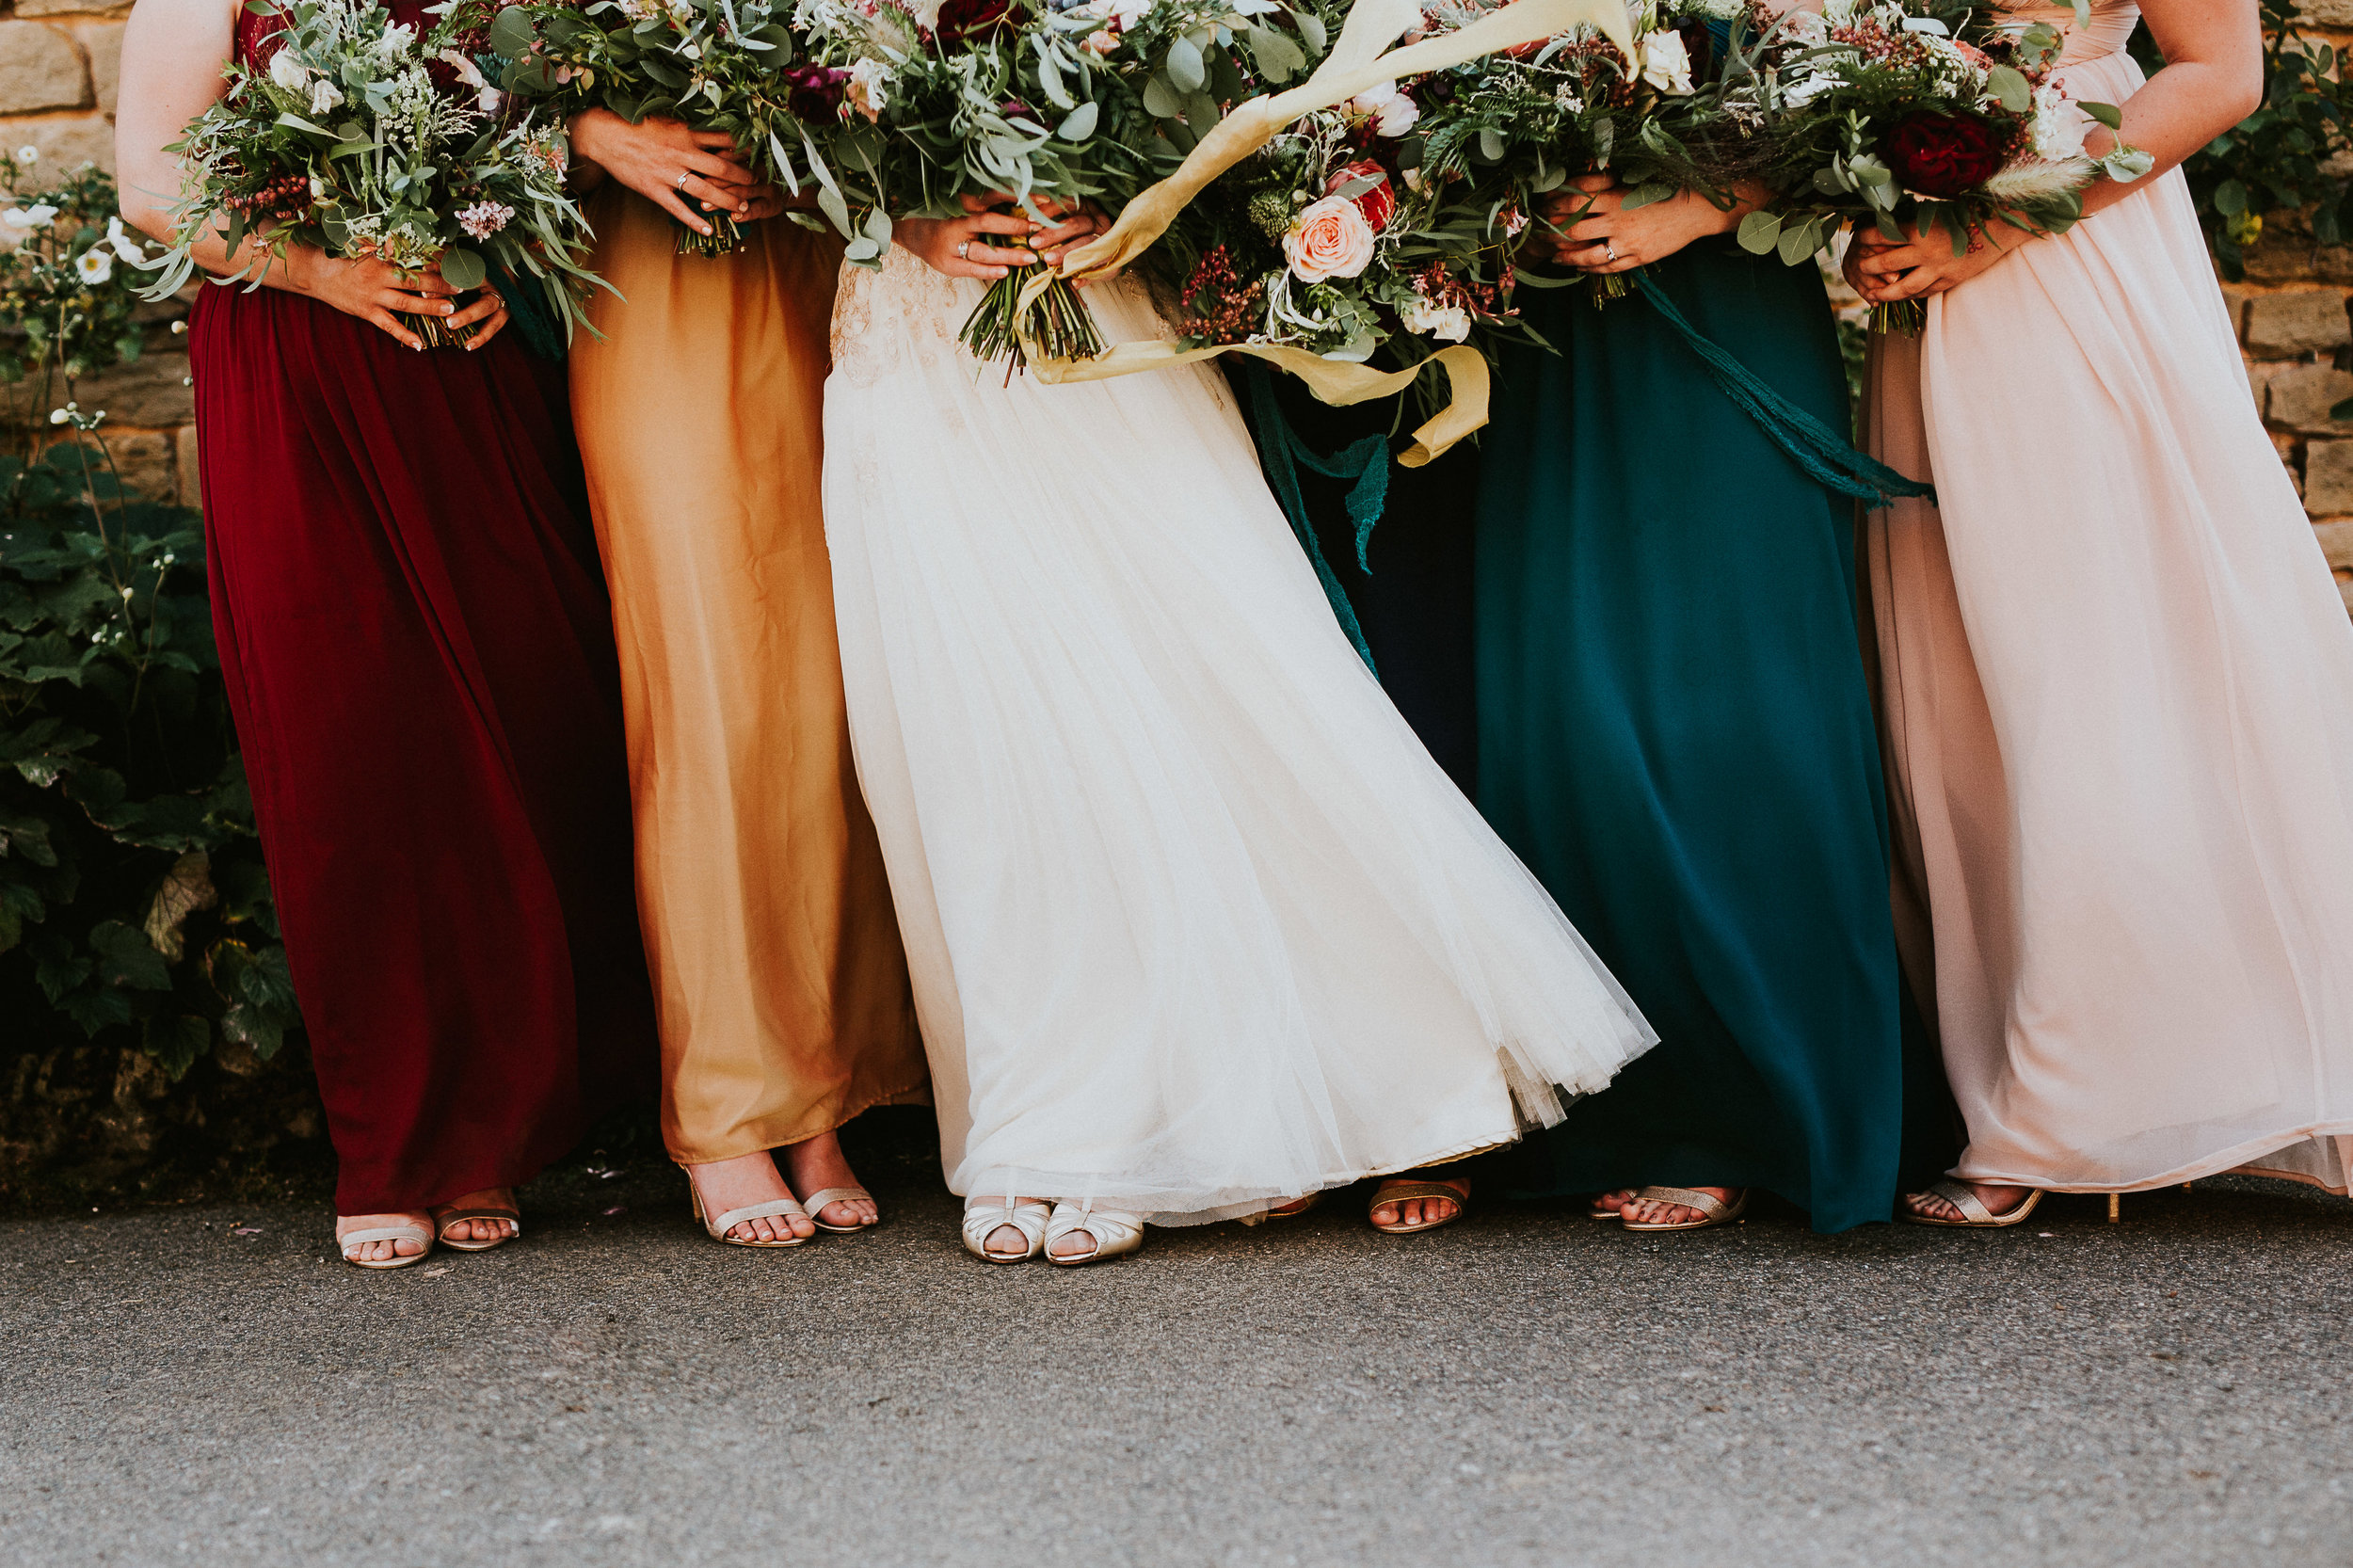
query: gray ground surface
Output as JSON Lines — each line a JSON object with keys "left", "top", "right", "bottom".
{"left": 3, "top": 1151, "right": 2349, "bottom": 1568}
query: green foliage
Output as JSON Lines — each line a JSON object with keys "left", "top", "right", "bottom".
{"left": 0, "top": 431, "right": 299, "bottom": 1080}
{"left": 2144, "top": 2, "right": 2353, "bottom": 282}
{"left": 0, "top": 151, "right": 150, "bottom": 428}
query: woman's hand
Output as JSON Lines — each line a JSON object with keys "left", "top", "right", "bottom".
{"left": 1539, "top": 175, "right": 1749, "bottom": 272}
{"left": 1848, "top": 220, "right": 2028, "bottom": 306}
{"left": 566, "top": 108, "right": 777, "bottom": 236}
{"left": 281, "top": 249, "right": 508, "bottom": 351}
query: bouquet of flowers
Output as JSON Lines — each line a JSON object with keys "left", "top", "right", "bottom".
{"left": 1730, "top": 0, "right": 2153, "bottom": 330}
{"left": 1149, "top": 0, "right": 1749, "bottom": 375}
{"left": 138, "top": 0, "right": 600, "bottom": 346}
{"left": 488, "top": 0, "right": 831, "bottom": 255}
{"left": 1399, "top": 0, "right": 1755, "bottom": 306}
{"left": 793, "top": 0, "right": 1341, "bottom": 368}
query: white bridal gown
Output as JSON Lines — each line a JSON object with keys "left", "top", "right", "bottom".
{"left": 823, "top": 249, "right": 1655, "bottom": 1224}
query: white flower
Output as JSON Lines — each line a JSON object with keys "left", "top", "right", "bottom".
{"left": 105, "top": 215, "right": 144, "bottom": 264}
{"left": 847, "top": 56, "right": 891, "bottom": 120}
{"left": 902, "top": 0, "right": 945, "bottom": 29}
{"left": 2029, "top": 84, "right": 2089, "bottom": 163}
{"left": 1776, "top": 9, "right": 1827, "bottom": 45}
{"left": 1782, "top": 68, "right": 1835, "bottom": 107}
{"left": 376, "top": 21, "right": 417, "bottom": 57}
{"left": 48, "top": 407, "right": 69, "bottom": 425}
{"left": 2, "top": 201, "right": 57, "bottom": 232}
{"left": 456, "top": 200, "right": 515, "bottom": 239}
{"left": 1401, "top": 294, "right": 1470, "bottom": 342}
{"left": 1108, "top": 0, "right": 1152, "bottom": 27}
{"left": 1638, "top": 29, "right": 1694, "bottom": 95}
{"left": 438, "top": 49, "right": 504, "bottom": 113}
{"left": 266, "top": 49, "right": 311, "bottom": 91}
{"left": 14, "top": 144, "right": 37, "bottom": 166}
{"left": 310, "top": 78, "right": 345, "bottom": 115}
{"left": 1350, "top": 82, "right": 1419, "bottom": 137}
{"left": 74, "top": 248, "right": 113, "bottom": 284}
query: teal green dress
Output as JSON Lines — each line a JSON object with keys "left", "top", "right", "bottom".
{"left": 1480, "top": 245, "right": 1946, "bottom": 1233}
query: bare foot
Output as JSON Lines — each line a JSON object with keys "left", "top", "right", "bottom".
{"left": 1905, "top": 1182, "right": 2033, "bottom": 1223}
{"left": 684, "top": 1150, "right": 816, "bottom": 1243}
{"left": 1621, "top": 1187, "right": 1740, "bottom": 1227}
{"left": 778, "top": 1128, "right": 877, "bottom": 1231}
{"left": 1592, "top": 1189, "right": 1637, "bottom": 1218}
{"left": 336, "top": 1210, "right": 432, "bottom": 1265}
{"left": 1369, "top": 1173, "right": 1470, "bottom": 1233}
{"left": 428, "top": 1188, "right": 519, "bottom": 1248}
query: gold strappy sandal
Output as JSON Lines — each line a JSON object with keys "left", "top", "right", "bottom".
{"left": 685, "top": 1169, "right": 810, "bottom": 1248}
{"left": 1368, "top": 1178, "right": 1469, "bottom": 1235}
{"left": 797, "top": 1186, "right": 879, "bottom": 1235}
{"left": 430, "top": 1203, "right": 520, "bottom": 1253}
{"left": 1619, "top": 1185, "right": 1748, "bottom": 1233}
{"left": 1903, "top": 1179, "right": 2043, "bottom": 1228}
{"left": 337, "top": 1219, "right": 434, "bottom": 1271}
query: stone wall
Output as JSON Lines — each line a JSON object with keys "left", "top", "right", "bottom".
{"left": 0, "top": 0, "right": 195, "bottom": 506}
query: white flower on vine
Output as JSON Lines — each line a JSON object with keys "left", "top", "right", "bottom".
{"left": 75, "top": 248, "right": 114, "bottom": 284}
{"left": 3, "top": 201, "right": 57, "bottom": 232}
{"left": 267, "top": 49, "right": 311, "bottom": 91}
{"left": 14, "top": 144, "right": 36, "bottom": 166}
{"left": 105, "top": 215, "right": 145, "bottom": 264}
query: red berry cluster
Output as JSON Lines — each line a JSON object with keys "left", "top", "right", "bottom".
{"left": 227, "top": 174, "right": 312, "bottom": 221}
{"left": 1178, "top": 245, "right": 1268, "bottom": 344}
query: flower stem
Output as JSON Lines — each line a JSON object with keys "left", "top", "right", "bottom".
{"left": 675, "top": 211, "right": 744, "bottom": 258}
{"left": 958, "top": 264, "right": 1105, "bottom": 375}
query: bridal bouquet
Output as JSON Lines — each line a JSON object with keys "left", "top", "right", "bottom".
{"left": 793, "top": 0, "right": 1341, "bottom": 367}
{"left": 1397, "top": 0, "right": 1756, "bottom": 306}
{"left": 1730, "top": 0, "right": 2153, "bottom": 331}
{"left": 487, "top": 0, "right": 823, "bottom": 255}
{"left": 139, "top": 0, "right": 600, "bottom": 345}
{"left": 1154, "top": 0, "right": 1752, "bottom": 367}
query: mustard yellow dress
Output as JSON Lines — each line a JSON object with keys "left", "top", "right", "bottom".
{"left": 570, "top": 189, "right": 924, "bottom": 1163}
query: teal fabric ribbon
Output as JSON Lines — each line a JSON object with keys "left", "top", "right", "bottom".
{"left": 1632, "top": 270, "right": 1932, "bottom": 507}
{"left": 1243, "top": 360, "right": 1388, "bottom": 674}
{"left": 488, "top": 262, "right": 567, "bottom": 362}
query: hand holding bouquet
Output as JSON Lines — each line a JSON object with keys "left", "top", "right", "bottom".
{"left": 794, "top": 0, "right": 1341, "bottom": 368}
{"left": 489, "top": 0, "right": 822, "bottom": 255}
{"left": 138, "top": 0, "right": 599, "bottom": 346}
{"left": 1732, "top": 0, "right": 2153, "bottom": 331}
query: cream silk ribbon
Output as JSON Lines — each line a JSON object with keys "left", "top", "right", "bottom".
{"left": 1017, "top": 0, "right": 1637, "bottom": 465}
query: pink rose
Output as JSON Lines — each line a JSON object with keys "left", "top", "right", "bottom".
{"left": 1082, "top": 27, "right": 1118, "bottom": 54}
{"left": 1284, "top": 195, "right": 1377, "bottom": 283}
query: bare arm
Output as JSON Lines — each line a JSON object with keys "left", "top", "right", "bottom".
{"left": 116, "top": 0, "right": 504, "bottom": 349}
{"left": 1854, "top": 0, "right": 2264, "bottom": 301}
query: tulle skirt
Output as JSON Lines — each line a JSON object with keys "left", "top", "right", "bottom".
{"left": 822, "top": 251, "right": 1656, "bottom": 1224}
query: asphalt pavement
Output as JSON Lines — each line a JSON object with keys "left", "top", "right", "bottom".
{"left": 3, "top": 1135, "right": 2348, "bottom": 1568}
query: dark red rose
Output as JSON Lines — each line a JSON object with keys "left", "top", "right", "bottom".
{"left": 780, "top": 64, "right": 849, "bottom": 122}
{"left": 935, "top": 0, "right": 1016, "bottom": 42}
{"left": 1881, "top": 111, "right": 2009, "bottom": 200}
{"left": 1324, "top": 160, "right": 1396, "bottom": 231}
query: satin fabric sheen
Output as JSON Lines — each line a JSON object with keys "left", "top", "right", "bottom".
{"left": 822, "top": 250, "right": 1657, "bottom": 1224}
{"left": 187, "top": 2, "right": 656, "bottom": 1214}
{"left": 569, "top": 194, "right": 924, "bottom": 1164}
{"left": 1865, "top": 8, "right": 2353, "bottom": 1193}
{"left": 1480, "top": 248, "right": 1950, "bottom": 1233}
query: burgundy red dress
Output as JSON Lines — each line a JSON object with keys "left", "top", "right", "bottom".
{"left": 190, "top": 2, "right": 656, "bottom": 1215}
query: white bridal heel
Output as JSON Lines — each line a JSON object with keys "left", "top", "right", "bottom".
{"left": 962, "top": 1195, "right": 1051, "bottom": 1263}
{"left": 1044, "top": 1200, "right": 1145, "bottom": 1267}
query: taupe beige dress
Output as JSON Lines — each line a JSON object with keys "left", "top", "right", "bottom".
{"left": 571, "top": 190, "right": 924, "bottom": 1163}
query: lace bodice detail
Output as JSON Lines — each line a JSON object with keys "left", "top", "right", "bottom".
{"left": 828, "top": 247, "right": 985, "bottom": 389}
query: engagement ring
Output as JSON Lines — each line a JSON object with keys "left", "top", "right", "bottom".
{"left": 1605, "top": 239, "right": 1617, "bottom": 264}
{"left": 955, "top": 241, "right": 970, "bottom": 260}
{"left": 676, "top": 171, "right": 691, "bottom": 192}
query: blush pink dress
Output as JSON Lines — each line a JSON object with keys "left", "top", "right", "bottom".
{"left": 1864, "top": 2, "right": 2353, "bottom": 1195}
